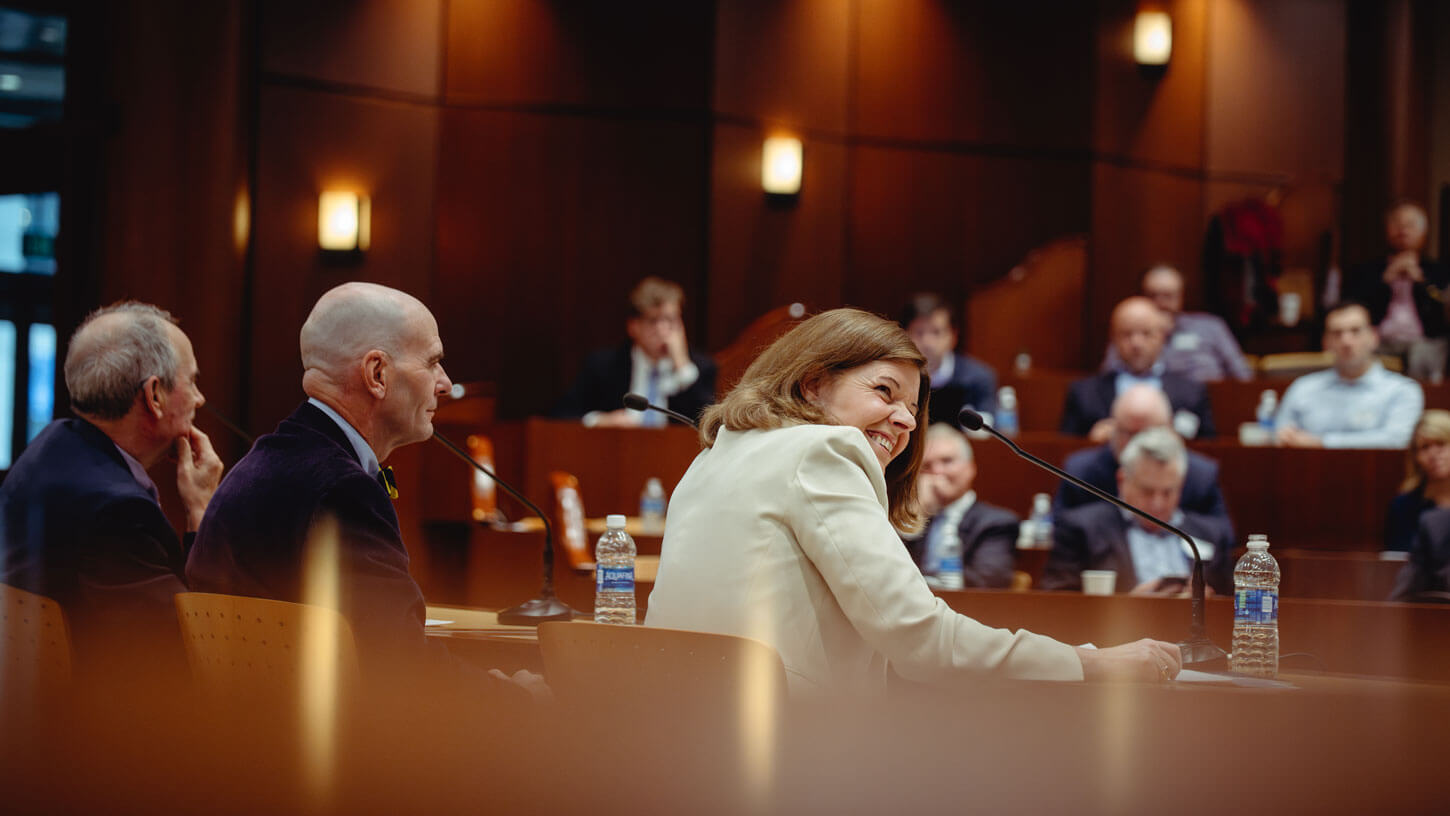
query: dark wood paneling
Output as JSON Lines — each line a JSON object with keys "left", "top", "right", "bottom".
{"left": 259, "top": 0, "right": 443, "bottom": 96}
{"left": 713, "top": 0, "right": 851, "bottom": 133}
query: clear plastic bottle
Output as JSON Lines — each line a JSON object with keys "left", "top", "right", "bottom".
{"left": 995, "top": 386, "right": 1019, "bottom": 437}
{"left": 936, "top": 532, "right": 964, "bottom": 590}
{"left": 639, "top": 477, "right": 666, "bottom": 535}
{"left": 1256, "top": 390, "right": 1278, "bottom": 432}
{"left": 1230, "top": 534, "right": 1280, "bottom": 677}
{"left": 594, "top": 514, "right": 637, "bottom": 625}
{"left": 1029, "top": 493, "right": 1053, "bottom": 548}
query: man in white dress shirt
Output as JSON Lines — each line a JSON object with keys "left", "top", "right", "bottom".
{"left": 1275, "top": 301, "right": 1424, "bottom": 449}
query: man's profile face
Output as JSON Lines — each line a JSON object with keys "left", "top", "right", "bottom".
{"left": 1323, "top": 306, "right": 1377, "bottom": 375}
{"left": 1112, "top": 300, "right": 1168, "bottom": 375}
{"left": 1142, "top": 269, "right": 1184, "bottom": 316}
{"left": 906, "top": 310, "right": 956, "bottom": 371}
{"left": 1118, "top": 457, "right": 1184, "bottom": 530}
{"left": 627, "top": 300, "right": 683, "bottom": 361}
{"left": 382, "top": 310, "right": 452, "bottom": 451}
{"left": 920, "top": 434, "right": 975, "bottom": 503}
{"left": 158, "top": 323, "right": 205, "bottom": 441}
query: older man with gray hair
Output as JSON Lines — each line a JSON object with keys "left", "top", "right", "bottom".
{"left": 1, "top": 302, "right": 222, "bottom": 669}
{"left": 901, "top": 423, "right": 1017, "bottom": 589}
{"left": 1041, "top": 427, "right": 1233, "bottom": 596}
{"left": 188, "top": 282, "right": 453, "bottom": 674}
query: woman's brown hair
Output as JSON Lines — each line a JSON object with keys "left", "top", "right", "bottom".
{"left": 699, "top": 308, "right": 930, "bottom": 531}
{"left": 1402, "top": 410, "right": 1450, "bottom": 493}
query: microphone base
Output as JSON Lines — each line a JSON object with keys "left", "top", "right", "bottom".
{"left": 1178, "top": 634, "right": 1229, "bottom": 669}
{"left": 497, "top": 596, "right": 576, "bottom": 626}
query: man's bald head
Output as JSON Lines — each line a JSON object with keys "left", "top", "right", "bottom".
{"left": 300, "top": 282, "right": 428, "bottom": 383}
{"left": 1110, "top": 296, "right": 1170, "bottom": 374}
{"left": 1109, "top": 383, "right": 1173, "bottom": 457}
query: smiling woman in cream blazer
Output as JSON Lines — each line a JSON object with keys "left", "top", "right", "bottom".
{"left": 645, "top": 308, "right": 1183, "bottom": 693}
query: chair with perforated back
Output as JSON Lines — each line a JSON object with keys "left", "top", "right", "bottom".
{"left": 538, "top": 621, "right": 788, "bottom": 723}
{"left": 0, "top": 583, "right": 72, "bottom": 691}
{"left": 174, "top": 592, "right": 359, "bottom": 699}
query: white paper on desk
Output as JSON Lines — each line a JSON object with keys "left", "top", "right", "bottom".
{"left": 1175, "top": 669, "right": 1235, "bottom": 683}
{"left": 424, "top": 619, "right": 455, "bottom": 626}
{"left": 1175, "top": 669, "right": 1296, "bottom": 688}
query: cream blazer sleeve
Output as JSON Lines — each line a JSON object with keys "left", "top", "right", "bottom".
{"left": 787, "top": 428, "right": 1084, "bottom": 684}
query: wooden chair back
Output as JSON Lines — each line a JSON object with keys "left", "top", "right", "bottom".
{"left": 968, "top": 236, "right": 1087, "bottom": 372}
{"left": 174, "top": 592, "right": 359, "bottom": 700}
{"left": 713, "top": 302, "right": 808, "bottom": 393}
{"left": 550, "top": 471, "right": 594, "bottom": 571}
{"left": 0, "top": 583, "right": 71, "bottom": 692}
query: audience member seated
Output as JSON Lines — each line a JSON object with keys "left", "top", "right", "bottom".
{"left": 647, "top": 308, "right": 1185, "bottom": 693}
{"left": 1275, "top": 301, "right": 1423, "bottom": 449}
{"left": 1389, "top": 506, "right": 1450, "bottom": 602}
{"left": 1053, "top": 385, "right": 1231, "bottom": 537}
{"left": 1041, "top": 428, "right": 1233, "bottom": 596}
{"left": 1385, "top": 410, "right": 1450, "bottom": 553}
{"left": 552, "top": 276, "right": 717, "bottom": 427}
{"left": 900, "top": 424, "right": 1015, "bottom": 589}
{"left": 1103, "top": 264, "right": 1252, "bottom": 382}
{"left": 899, "top": 292, "right": 997, "bottom": 425}
{"left": 1344, "top": 201, "right": 1450, "bottom": 381}
{"left": 1061, "top": 296, "right": 1216, "bottom": 441}
{"left": 1, "top": 302, "right": 223, "bottom": 672}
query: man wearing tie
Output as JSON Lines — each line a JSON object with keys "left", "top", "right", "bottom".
{"left": 1, "top": 302, "right": 223, "bottom": 671}
{"left": 187, "top": 282, "right": 452, "bottom": 674}
{"left": 900, "top": 424, "right": 1016, "bottom": 589}
{"left": 552, "top": 277, "right": 717, "bottom": 427}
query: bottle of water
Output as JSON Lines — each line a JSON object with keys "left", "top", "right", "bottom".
{"left": 1029, "top": 493, "right": 1053, "bottom": 548}
{"left": 639, "top": 477, "right": 666, "bottom": 535}
{"left": 1256, "top": 390, "right": 1278, "bottom": 432}
{"left": 1013, "top": 350, "right": 1032, "bottom": 375}
{"left": 594, "top": 514, "right": 637, "bottom": 625}
{"left": 936, "top": 532, "right": 964, "bottom": 590}
{"left": 1229, "top": 534, "right": 1280, "bottom": 677}
{"left": 995, "top": 386, "right": 1019, "bottom": 437}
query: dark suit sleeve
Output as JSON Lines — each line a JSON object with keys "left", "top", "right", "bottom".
{"left": 316, "top": 474, "right": 431, "bottom": 671}
{"left": 667, "top": 350, "right": 718, "bottom": 423}
{"left": 959, "top": 508, "right": 1017, "bottom": 589}
{"left": 551, "top": 348, "right": 623, "bottom": 419}
{"left": 1040, "top": 512, "right": 1090, "bottom": 591}
{"left": 1189, "top": 515, "right": 1236, "bottom": 596}
{"left": 1059, "top": 382, "right": 1091, "bottom": 436}
{"left": 1186, "top": 381, "right": 1216, "bottom": 439}
{"left": 1389, "top": 510, "right": 1450, "bottom": 601}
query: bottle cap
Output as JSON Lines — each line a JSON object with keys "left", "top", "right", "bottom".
{"left": 606, "top": 514, "right": 627, "bottom": 529}
{"left": 645, "top": 477, "right": 662, "bottom": 489}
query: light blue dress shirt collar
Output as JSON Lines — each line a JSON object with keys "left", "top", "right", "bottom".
{"left": 308, "top": 397, "right": 380, "bottom": 474}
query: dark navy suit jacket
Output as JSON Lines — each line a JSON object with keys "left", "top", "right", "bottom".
{"left": 552, "top": 342, "right": 718, "bottom": 423}
{"left": 1, "top": 418, "right": 188, "bottom": 669}
{"left": 1390, "top": 506, "right": 1450, "bottom": 601}
{"left": 902, "top": 499, "right": 1018, "bottom": 589}
{"left": 1052, "top": 443, "right": 1233, "bottom": 540}
{"left": 187, "top": 401, "right": 431, "bottom": 672}
{"left": 927, "top": 353, "right": 998, "bottom": 427}
{"left": 1059, "top": 371, "right": 1217, "bottom": 439}
{"left": 1040, "top": 502, "right": 1234, "bottom": 595}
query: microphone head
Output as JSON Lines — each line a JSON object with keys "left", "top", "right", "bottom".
{"left": 957, "top": 407, "right": 985, "bottom": 431}
{"left": 622, "top": 393, "right": 650, "bottom": 412}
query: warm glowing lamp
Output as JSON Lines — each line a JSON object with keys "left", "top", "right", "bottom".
{"left": 318, "top": 192, "right": 371, "bottom": 251}
{"left": 1133, "top": 10, "right": 1172, "bottom": 66}
{"left": 761, "top": 137, "right": 803, "bottom": 195}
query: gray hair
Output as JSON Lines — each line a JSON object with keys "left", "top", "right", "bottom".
{"left": 1119, "top": 426, "right": 1187, "bottom": 480}
{"left": 926, "top": 422, "right": 973, "bottom": 461}
{"left": 65, "top": 302, "right": 180, "bottom": 420}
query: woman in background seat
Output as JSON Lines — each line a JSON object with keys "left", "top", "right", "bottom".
{"left": 1386, "top": 410, "right": 1450, "bottom": 553}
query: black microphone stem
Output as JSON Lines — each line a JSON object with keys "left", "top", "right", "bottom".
{"left": 967, "top": 415, "right": 1224, "bottom": 666}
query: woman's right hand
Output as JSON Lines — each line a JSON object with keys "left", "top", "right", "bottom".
{"left": 1075, "top": 638, "right": 1182, "bottom": 683}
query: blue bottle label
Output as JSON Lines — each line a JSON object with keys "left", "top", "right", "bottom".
{"left": 1234, "top": 588, "right": 1278, "bottom": 624}
{"left": 938, "top": 555, "right": 963, "bottom": 575}
{"left": 596, "top": 565, "right": 634, "bottom": 593}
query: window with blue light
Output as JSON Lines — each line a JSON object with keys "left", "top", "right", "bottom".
{"left": 27, "top": 321, "right": 53, "bottom": 440}
{"left": 0, "top": 320, "right": 14, "bottom": 468}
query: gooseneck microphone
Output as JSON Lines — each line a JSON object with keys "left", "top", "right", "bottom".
{"left": 622, "top": 393, "right": 699, "bottom": 429}
{"left": 959, "top": 407, "right": 1226, "bottom": 667}
{"left": 432, "top": 431, "right": 575, "bottom": 625}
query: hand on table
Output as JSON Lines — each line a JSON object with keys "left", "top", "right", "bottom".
{"left": 1076, "top": 638, "right": 1182, "bottom": 683}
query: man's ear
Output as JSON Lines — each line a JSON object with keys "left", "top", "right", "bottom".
{"left": 362, "top": 350, "right": 388, "bottom": 399}
{"left": 139, "top": 376, "right": 165, "bottom": 419}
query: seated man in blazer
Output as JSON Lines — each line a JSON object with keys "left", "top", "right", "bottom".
{"left": 552, "top": 276, "right": 717, "bottom": 427}
{"left": 1389, "top": 505, "right": 1450, "bottom": 601}
{"left": 899, "top": 292, "right": 997, "bottom": 425}
{"left": 188, "top": 283, "right": 457, "bottom": 678}
{"left": 1053, "top": 384, "right": 1231, "bottom": 538}
{"left": 1, "top": 302, "right": 223, "bottom": 672}
{"left": 1061, "top": 296, "right": 1216, "bottom": 441}
{"left": 1041, "top": 427, "right": 1234, "bottom": 596}
{"left": 901, "top": 424, "right": 1016, "bottom": 589}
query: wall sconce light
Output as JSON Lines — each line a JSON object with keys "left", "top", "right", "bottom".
{"left": 761, "top": 137, "right": 803, "bottom": 196}
{"left": 318, "top": 191, "right": 370, "bottom": 252}
{"left": 1133, "top": 9, "right": 1172, "bottom": 68}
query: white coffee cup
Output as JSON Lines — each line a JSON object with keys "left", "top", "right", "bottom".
{"left": 1279, "top": 292, "right": 1301, "bottom": 326}
{"left": 1081, "top": 570, "right": 1117, "bottom": 596}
